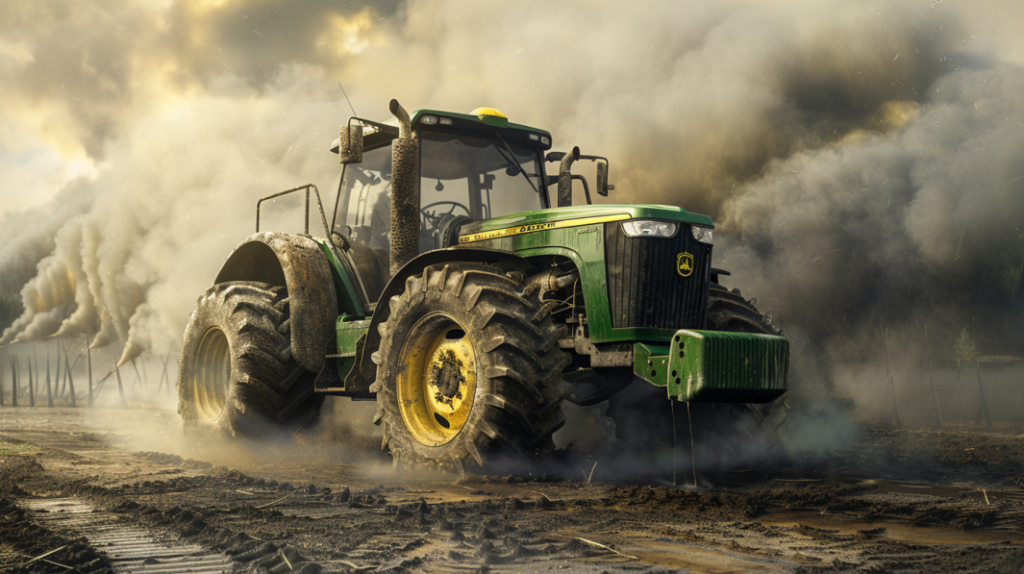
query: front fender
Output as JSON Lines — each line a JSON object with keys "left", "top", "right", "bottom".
{"left": 341, "top": 247, "right": 535, "bottom": 395}
{"left": 215, "top": 232, "right": 339, "bottom": 373}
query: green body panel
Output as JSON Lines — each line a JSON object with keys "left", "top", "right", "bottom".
{"left": 634, "top": 330, "right": 789, "bottom": 403}
{"left": 334, "top": 314, "right": 371, "bottom": 381}
{"left": 314, "top": 240, "right": 371, "bottom": 383}
{"left": 457, "top": 204, "right": 713, "bottom": 344}
{"left": 458, "top": 204, "right": 714, "bottom": 234}
{"left": 314, "top": 239, "right": 364, "bottom": 318}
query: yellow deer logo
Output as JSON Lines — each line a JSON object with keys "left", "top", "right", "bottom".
{"left": 676, "top": 252, "right": 694, "bottom": 277}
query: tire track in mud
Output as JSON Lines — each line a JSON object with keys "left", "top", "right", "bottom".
{"left": 0, "top": 496, "right": 112, "bottom": 574}
{"left": 20, "top": 497, "right": 232, "bottom": 573}
{"left": 7, "top": 410, "right": 1024, "bottom": 572}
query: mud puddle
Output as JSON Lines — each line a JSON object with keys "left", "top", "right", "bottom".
{"left": 566, "top": 528, "right": 798, "bottom": 572}
{"left": 759, "top": 509, "right": 1024, "bottom": 546}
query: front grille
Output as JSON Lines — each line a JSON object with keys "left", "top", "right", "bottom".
{"left": 604, "top": 222, "right": 710, "bottom": 330}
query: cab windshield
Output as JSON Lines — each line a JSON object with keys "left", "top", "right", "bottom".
{"left": 333, "top": 131, "right": 545, "bottom": 301}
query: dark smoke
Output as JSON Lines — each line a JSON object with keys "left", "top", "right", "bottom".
{"left": 0, "top": 1, "right": 1021, "bottom": 422}
{"left": 720, "top": 61, "right": 1024, "bottom": 377}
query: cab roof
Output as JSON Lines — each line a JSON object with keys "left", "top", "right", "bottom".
{"left": 331, "top": 108, "right": 553, "bottom": 153}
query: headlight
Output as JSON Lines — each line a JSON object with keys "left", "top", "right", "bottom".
{"left": 691, "top": 225, "right": 713, "bottom": 244}
{"left": 621, "top": 220, "right": 679, "bottom": 238}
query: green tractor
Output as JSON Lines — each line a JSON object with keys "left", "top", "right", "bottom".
{"left": 177, "top": 100, "right": 789, "bottom": 472}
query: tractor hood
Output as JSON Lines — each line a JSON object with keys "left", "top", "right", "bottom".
{"left": 457, "top": 204, "right": 714, "bottom": 244}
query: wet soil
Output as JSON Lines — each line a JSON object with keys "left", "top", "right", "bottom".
{"left": 2, "top": 406, "right": 1024, "bottom": 573}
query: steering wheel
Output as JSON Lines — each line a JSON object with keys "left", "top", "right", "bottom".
{"left": 421, "top": 201, "right": 470, "bottom": 230}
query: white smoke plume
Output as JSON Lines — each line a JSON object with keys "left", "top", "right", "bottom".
{"left": 0, "top": 64, "right": 346, "bottom": 357}
{"left": 0, "top": 0, "right": 1022, "bottom": 392}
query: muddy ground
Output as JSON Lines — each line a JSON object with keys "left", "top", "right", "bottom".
{"left": 2, "top": 403, "right": 1024, "bottom": 573}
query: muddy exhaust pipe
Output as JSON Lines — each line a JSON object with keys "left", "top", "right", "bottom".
{"left": 389, "top": 99, "right": 421, "bottom": 276}
{"left": 557, "top": 146, "right": 580, "bottom": 207}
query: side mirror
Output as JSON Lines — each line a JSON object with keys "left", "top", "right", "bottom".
{"left": 596, "top": 161, "right": 609, "bottom": 197}
{"left": 338, "top": 124, "right": 364, "bottom": 164}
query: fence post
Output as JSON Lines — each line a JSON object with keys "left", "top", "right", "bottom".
{"left": 65, "top": 347, "right": 76, "bottom": 408}
{"left": 924, "top": 324, "right": 942, "bottom": 426}
{"left": 86, "top": 336, "right": 93, "bottom": 406}
{"left": 28, "top": 359, "right": 35, "bottom": 407}
{"left": 882, "top": 326, "right": 902, "bottom": 427}
{"left": 46, "top": 343, "right": 54, "bottom": 408}
{"left": 975, "top": 358, "right": 993, "bottom": 429}
{"left": 11, "top": 355, "right": 17, "bottom": 407}
{"left": 114, "top": 361, "right": 127, "bottom": 408}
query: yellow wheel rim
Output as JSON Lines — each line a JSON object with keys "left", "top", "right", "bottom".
{"left": 396, "top": 313, "right": 477, "bottom": 447}
{"left": 194, "top": 327, "right": 230, "bottom": 420}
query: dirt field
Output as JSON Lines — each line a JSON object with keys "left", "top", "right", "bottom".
{"left": 2, "top": 403, "right": 1024, "bottom": 573}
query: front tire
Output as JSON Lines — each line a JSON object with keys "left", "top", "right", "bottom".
{"left": 371, "top": 263, "right": 570, "bottom": 472}
{"left": 707, "top": 285, "right": 788, "bottom": 452}
{"left": 177, "top": 282, "right": 324, "bottom": 438}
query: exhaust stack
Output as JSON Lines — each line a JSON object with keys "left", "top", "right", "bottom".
{"left": 388, "top": 99, "right": 421, "bottom": 276}
{"left": 557, "top": 146, "right": 580, "bottom": 207}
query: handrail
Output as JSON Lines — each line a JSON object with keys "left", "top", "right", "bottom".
{"left": 256, "top": 183, "right": 328, "bottom": 236}
{"left": 256, "top": 183, "right": 372, "bottom": 313}
{"left": 256, "top": 182, "right": 348, "bottom": 284}
{"left": 256, "top": 183, "right": 341, "bottom": 259}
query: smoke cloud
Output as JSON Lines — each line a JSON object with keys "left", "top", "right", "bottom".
{"left": 0, "top": 0, "right": 1021, "bottom": 409}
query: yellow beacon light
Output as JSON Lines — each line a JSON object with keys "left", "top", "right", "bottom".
{"left": 470, "top": 107, "right": 508, "bottom": 127}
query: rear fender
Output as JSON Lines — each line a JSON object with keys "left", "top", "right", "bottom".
{"left": 215, "top": 232, "right": 339, "bottom": 372}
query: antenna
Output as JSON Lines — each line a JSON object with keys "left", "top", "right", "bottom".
{"left": 337, "top": 81, "right": 358, "bottom": 117}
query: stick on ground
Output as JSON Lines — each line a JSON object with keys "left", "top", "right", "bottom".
{"left": 255, "top": 489, "right": 297, "bottom": 509}
{"left": 24, "top": 545, "right": 68, "bottom": 565}
{"left": 337, "top": 560, "right": 377, "bottom": 571}
{"left": 575, "top": 537, "right": 639, "bottom": 560}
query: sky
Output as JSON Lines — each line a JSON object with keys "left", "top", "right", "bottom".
{"left": 0, "top": 0, "right": 1022, "bottom": 390}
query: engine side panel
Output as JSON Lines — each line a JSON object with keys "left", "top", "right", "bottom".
{"left": 454, "top": 204, "right": 716, "bottom": 345}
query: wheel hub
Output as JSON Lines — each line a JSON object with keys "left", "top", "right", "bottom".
{"left": 397, "top": 314, "right": 477, "bottom": 447}
{"left": 430, "top": 348, "right": 466, "bottom": 404}
{"left": 193, "top": 327, "right": 230, "bottom": 420}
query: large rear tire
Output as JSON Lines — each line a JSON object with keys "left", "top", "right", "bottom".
{"left": 370, "top": 263, "right": 570, "bottom": 472}
{"left": 177, "top": 282, "right": 324, "bottom": 438}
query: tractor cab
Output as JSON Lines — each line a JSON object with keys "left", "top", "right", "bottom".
{"left": 330, "top": 108, "right": 555, "bottom": 301}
